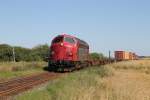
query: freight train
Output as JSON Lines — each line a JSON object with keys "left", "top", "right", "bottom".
{"left": 115, "top": 51, "right": 138, "bottom": 61}
{"left": 48, "top": 34, "right": 113, "bottom": 71}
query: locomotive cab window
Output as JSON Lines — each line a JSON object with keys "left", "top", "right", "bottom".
{"left": 64, "top": 37, "right": 75, "bottom": 44}
{"left": 52, "top": 36, "right": 63, "bottom": 43}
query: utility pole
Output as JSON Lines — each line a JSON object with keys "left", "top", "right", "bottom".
{"left": 12, "top": 47, "right": 16, "bottom": 62}
{"left": 109, "top": 50, "right": 111, "bottom": 63}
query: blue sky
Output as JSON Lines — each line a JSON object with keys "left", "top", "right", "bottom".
{"left": 0, "top": 0, "right": 150, "bottom": 56}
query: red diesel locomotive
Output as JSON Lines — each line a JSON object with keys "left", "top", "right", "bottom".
{"left": 48, "top": 34, "right": 89, "bottom": 71}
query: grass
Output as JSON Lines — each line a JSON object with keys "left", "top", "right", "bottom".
{"left": 15, "top": 60, "right": 150, "bottom": 100}
{"left": 99, "top": 69, "right": 150, "bottom": 100}
{"left": 0, "top": 62, "right": 47, "bottom": 80}
{"left": 15, "top": 66, "right": 114, "bottom": 100}
{"left": 0, "top": 69, "right": 44, "bottom": 80}
{"left": 111, "top": 60, "right": 150, "bottom": 74}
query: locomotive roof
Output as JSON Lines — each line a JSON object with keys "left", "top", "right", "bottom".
{"left": 75, "top": 38, "right": 89, "bottom": 47}
{"left": 58, "top": 34, "right": 89, "bottom": 47}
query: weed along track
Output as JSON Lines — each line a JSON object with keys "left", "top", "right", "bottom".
{"left": 0, "top": 72, "right": 61, "bottom": 97}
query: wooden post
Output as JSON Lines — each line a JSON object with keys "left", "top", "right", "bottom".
{"left": 13, "top": 47, "right": 16, "bottom": 62}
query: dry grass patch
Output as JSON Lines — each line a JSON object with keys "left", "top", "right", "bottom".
{"left": 0, "top": 62, "right": 47, "bottom": 80}
{"left": 111, "top": 60, "right": 150, "bottom": 74}
{"left": 97, "top": 70, "right": 150, "bottom": 100}
{"left": 0, "top": 62, "right": 47, "bottom": 72}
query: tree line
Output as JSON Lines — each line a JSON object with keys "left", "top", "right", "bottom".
{"left": 0, "top": 44, "right": 49, "bottom": 62}
{"left": 0, "top": 44, "right": 106, "bottom": 62}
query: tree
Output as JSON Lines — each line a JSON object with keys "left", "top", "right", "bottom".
{"left": 90, "top": 52, "right": 105, "bottom": 60}
{"left": 14, "top": 46, "right": 31, "bottom": 62}
{"left": 0, "top": 44, "right": 50, "bottom": 62}
{"left": 0, "top": 44, "right": 13, "bottom": 61}
{"left": 31, "top": 44, "right": 49, "bottom": 61}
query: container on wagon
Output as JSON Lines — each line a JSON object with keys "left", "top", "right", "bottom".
{"left": 114, "top": 51, "right": 130, "bottom": 61}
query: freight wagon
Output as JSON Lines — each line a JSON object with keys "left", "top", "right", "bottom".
{"left": 115, "top": 51, "right": 138, "bottom": 61}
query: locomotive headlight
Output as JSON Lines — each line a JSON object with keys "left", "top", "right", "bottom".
{"left": 60, "top": 43, "right": 63, "bottom": 46}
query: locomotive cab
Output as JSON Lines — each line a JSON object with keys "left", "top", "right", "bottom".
{"left": 48, "top": 34, "right": 89, "bottom": 71}
{"left": 49, "top": 35, "right": 77, "bottom": 69}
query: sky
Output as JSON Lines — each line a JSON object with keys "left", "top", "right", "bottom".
{"left": 0, "top": 0, "right": 150, "bottom": 56}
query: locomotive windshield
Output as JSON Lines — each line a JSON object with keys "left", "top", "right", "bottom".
{"left": 52, "top": 36, "right": 63, "bottom": 43}
{"left": 64, "top": 37, "right": 75, "bottom": 44}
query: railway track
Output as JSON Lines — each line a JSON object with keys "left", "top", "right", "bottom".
{"left": 0, "top": 61, "right": 114, "bottom": 99}
{"left": 0, "top": 72, "right": 60, "bottom": 98}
